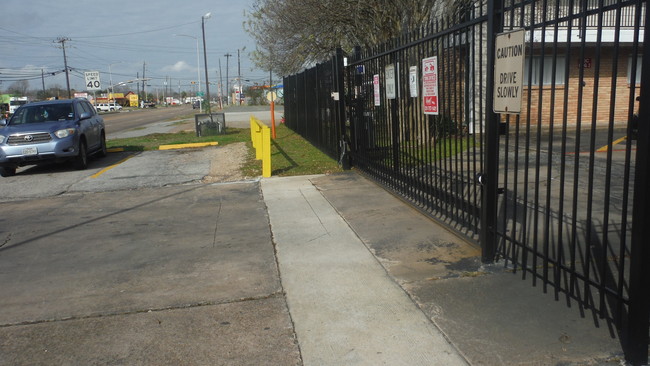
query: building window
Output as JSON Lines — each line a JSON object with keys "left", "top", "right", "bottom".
{"left": 524, "top": 56, "right": 566, "bottom": 86}
{"left": 627, "top": 55, "right": 642, "bottom": 85}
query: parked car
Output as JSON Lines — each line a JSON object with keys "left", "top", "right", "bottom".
{"left": 0, "top": 98, "right": 107, "bottom": 177}
{"left": 95, "top": 102, "right": 122, "bottom": 112}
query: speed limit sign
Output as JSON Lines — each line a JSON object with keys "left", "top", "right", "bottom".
{"left": 84, "top": 71, "right": 101, "bottom": 91}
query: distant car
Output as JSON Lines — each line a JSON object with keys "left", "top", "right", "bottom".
{"left": 95, "top": 102, "right": 122, "bottom": 112}
{"left": 0, "top": 98, "right": 107, "bottom": 177}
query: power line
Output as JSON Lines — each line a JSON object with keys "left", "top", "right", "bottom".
{"left": 71, "top": 20, "right": 199, "bottom": 39}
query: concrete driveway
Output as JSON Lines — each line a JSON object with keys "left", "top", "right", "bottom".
{"left": 0, "top": 177, "right": 300, "bottom": 365}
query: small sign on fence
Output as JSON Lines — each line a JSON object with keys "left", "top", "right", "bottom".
{"left": 409, "top": 66, "right": 419, "bottom": 98}
{"left": 422, "top": 56, "right": 439, "bottom": 115}
{"left": 385, "top": 64, "right": 397, "bottom": 99}
{"left": 373, "top": 74, "right": 381, "bottom": 106}
{"left": 493, "top": 28, "right": 525, "bottom": 114}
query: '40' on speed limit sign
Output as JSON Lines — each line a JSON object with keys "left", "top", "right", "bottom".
{"left": 84, "top": 71, "right": 101, "bottom": 91}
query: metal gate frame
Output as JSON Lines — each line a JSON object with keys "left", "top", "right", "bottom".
{"left": 480, "top": 1, "right": 650, "bottom": 364}
{"left": 283, "top": 0, "right": 649, "bottom": 362}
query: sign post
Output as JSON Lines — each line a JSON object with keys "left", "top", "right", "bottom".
{"left": 493, "top": 29, "right": 525, "bottom": 114}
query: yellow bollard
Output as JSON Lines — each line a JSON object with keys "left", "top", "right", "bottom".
{"left": 250, "top": 116, "right": 272, "bottom": 178}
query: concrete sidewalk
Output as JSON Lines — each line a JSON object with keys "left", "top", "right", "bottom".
{"left": 263, "top": 176, "right": 469, "bottom": 365}
{"left": 262, "top": 172, "right": 626, "bottom": 366}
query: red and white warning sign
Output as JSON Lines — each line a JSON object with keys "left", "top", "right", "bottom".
{"left": 422, "top": 56, "right": 439, "bottom": 115}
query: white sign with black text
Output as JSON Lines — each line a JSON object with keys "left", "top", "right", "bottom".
{"left": 385, "top": 64, "right": 396, "bottom": 99}
{"left": 409, "top": 66, "right": 418, "bottom": 98}
{"left": 493, "top": 29, "right": 525, "bottom": 114}
{"left": 84, "top": 71, "right": 101, "bottom": 91}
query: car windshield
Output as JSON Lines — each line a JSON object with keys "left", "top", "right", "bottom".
{"left": 10, "top": 104, "right": 74, "bottom": 125}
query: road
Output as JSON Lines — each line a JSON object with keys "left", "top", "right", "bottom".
{"left": 0, "top": 122, "right": 301, "bottom": 364}
{"left": 102, "top": 104, "right": 194, "bottom": 136}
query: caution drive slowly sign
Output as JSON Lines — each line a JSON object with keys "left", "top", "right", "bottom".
{"left": 493, "top": 29, "right": 525, "bottom": 114}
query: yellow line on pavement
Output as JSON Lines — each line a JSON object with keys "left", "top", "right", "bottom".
{"left": 158, "top": 142, "right": 219, "bottom": 150}
{"left": 596, "top": 136, "right": 627, "bottom": 153}
{"left": 91, "top": 155, "right": 135, "bottom": 179}
{"left": 107, "top": 147, "right": 124, "bottom": 153}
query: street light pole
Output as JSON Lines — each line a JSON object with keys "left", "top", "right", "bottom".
{"left": 108, "top": 61, "right": 122, "bottom": 102}
{"left": 175, "top": 34, "right": 202, "bottom": 109}
{"left": 201, "top": 12, "right": 212, "bottom": 113}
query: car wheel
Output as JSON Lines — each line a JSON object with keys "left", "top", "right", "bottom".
{"left": 0, "top": 167, "right": 16, "bottom": 177}
{"left": 75, "top": 140, "right": 88, "bottom": 170}
{"left": 98, "top": 132, "right": 108, "bottom": 158}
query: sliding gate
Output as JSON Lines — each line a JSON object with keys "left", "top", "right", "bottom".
{"left": 283, "top": 0, "right": 649, "bottom": 363}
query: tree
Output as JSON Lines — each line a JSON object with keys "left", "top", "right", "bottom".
{"left": 244, "top": 85, "right": 267, "bottom": 106}
{"left": 7, "top": 80, "right": 29, "bottom": 96}
{"left": 35, "top": 85, "right": 65, "bottom": 100}
{"left": 244, "top": 0, "right": 471, "bottom": 76}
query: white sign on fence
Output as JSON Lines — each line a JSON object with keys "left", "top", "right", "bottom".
{"left": 409, "top": 66, "right": 418, "bottom": 98}
{"left": 493, "top": 28, "right": 525, "bottom": 114}
{"left": 385, "top": 64, "right": 396, "bottom": 99}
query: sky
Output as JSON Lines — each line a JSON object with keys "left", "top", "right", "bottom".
{"left": 0, "top": 0, "right": 265, "bottom": 96}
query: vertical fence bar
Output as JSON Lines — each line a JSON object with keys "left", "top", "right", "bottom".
{"left": 626, "top": 2, "right": 650, "bottom": 363}
{"left": 334, "top": 48, "right": 349, "bottom": 169}
{"left": 481, "top": 0, "right": 503, "bottom": 262}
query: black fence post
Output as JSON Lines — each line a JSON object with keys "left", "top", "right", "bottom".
{"left": 626, "top": 3, "right": 650, "bottom": 363}
{"left": 480, "top": 0, "right": 503, "bottom": 263}
{"left": 334, "top": 48, "right": 350, "bottom": 169}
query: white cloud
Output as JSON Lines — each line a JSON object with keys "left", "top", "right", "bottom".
{"left": 162, "top": 61, "right": 195, "bottom": 73}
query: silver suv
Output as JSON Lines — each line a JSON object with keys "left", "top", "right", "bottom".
{"left": 95, "top": 102, "right": 122, "bottom": 112}
{"left": 0, "top": 98, "right": 107, "bottom": 177}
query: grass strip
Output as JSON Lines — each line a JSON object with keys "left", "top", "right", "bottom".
{"left": 107, "top": 124, "right": 343, "bottom": 177}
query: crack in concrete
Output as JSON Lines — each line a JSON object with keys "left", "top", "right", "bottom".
{"left": 0, "top": 291, "right": 283, "bottom": 329}
{"left": 0, "top": 232, "right": 11, "bottom": 248}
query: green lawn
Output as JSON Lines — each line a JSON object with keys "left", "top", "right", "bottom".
{"left": 106, "top": 124, "right": 343, "bottom": 177}
{"left": 266, "top": 124, "right": 343, "bottom": 176}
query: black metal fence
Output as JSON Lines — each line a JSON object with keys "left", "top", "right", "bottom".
{"left": 284, "top": 53, "right": 346, "bottom": 161}
{"left": 283, "top": 0, "right": 649, "bottom": 363}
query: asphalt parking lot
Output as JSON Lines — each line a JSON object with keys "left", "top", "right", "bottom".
{"left": 0, "top": 157, "right": 301, "bottom": 365}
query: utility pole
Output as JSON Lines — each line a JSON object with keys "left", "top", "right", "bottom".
{"left": 218, "top": 59, "right": 223, "bottom": 109}
{"left": 142, "top": 62, "right": 146, "bottom": 102}
{"left": 201, "top": 12, "right": 212, "bottom": 113}
{"left": 55, "top": 37, "right": 72, "bottom": 99}
{"left": 41, "top": 69, "right": 46, "bottom": 93}
{"left": 224, "top": 53, "right": 232, "bottom": 105}
{"left": 237, "top": 49, "right": 242, "bottom": 105}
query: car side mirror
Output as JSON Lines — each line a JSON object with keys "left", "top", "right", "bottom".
{"left": 79, "top": 112, "right": 92, "bottom": 120}
{"left": 0, "top": 119, "right": 6, "bottom": 126}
